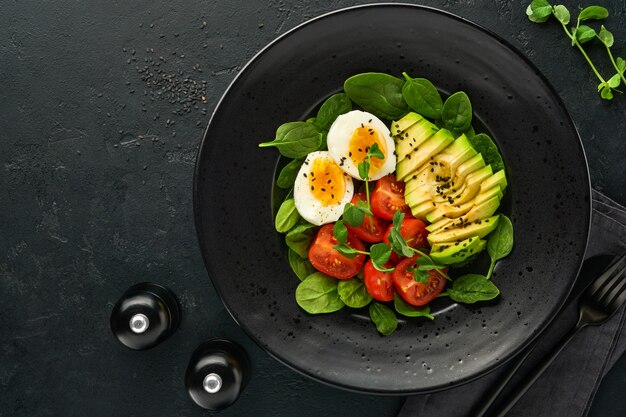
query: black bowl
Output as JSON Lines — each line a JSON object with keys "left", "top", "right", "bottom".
{"left": 193, "top": 4, "right": 590, "bottom": 394}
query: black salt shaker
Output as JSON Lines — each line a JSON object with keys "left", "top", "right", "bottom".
{"left": 185, "top": 339, "right": 250, "bottom": 410}
{"left": 110, "top": 282, "right": 181, "bottom": 350}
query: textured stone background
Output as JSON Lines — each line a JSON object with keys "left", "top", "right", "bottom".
{"left": 1, "top": 0, "right": 624, "bottom": 416}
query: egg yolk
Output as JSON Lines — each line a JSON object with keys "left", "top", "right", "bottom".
{"left": 348, "top": 126, "right": 387, "bottom": 175}
{"left": 308, "top": 158, "right": 345, "bottom": 206}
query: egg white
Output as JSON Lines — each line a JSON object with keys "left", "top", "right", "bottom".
{"left": 293, "top": 151, "right": 354, "bottom": 226}
{"left": 327, "top": 110, "right": 397, "bottom": 181}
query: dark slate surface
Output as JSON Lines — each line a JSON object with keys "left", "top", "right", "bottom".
{"left": 0, "top": 1, "right": 624, "bottom": 416}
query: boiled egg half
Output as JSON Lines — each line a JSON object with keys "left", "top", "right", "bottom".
{"left": 293, "top": 151, "right": 354, "bottom": 226}
{"left": 327, "top": 110, "right": 396, "bottom": 181}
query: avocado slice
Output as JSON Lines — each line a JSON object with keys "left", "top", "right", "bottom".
{"left": 427, "top": 215, "right": 500, "bottom": 245}
{"left": 431, "top": 236, "right": 482, "bottom": 264}
{"left": 480, "top": 169, "right": 507, "bottom": 193}
{"left": 425, "top": 185, "right": 503, "bottom": 223}
{"left": 391, "top": 112, "right": 423, "bottom": 136}
{"left": 395, "top": 118, "right": 438, "bottom": 163}
{"left": 442, "top": 164, "right": 493, "bottom": 206}
{"left": 397, "top": 128, "right": 455, "bottom": 181}
{"left": 426, "top": 186, "right": 504, "bottom": 233}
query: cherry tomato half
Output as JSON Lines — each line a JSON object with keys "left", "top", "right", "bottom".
{"left": 383, "top": 217, "right": 429, "bottom": 263}
{"left": 308, "top": 224, "right": 366, "bottom": 280}
{"left": 392, "top": 256, "right": 447, "bottom": 306}
{"left": 371, "top": 174, "right": 412, "bottom": 220}
{"left": 363, "top": 259, "right": 394, "bottom": 302}
{"left": 345, "top": 193, "right": 390, "bottom": 243}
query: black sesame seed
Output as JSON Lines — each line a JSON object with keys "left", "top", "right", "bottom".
{"left": 321, "top": 188, "right": 326, "bottom": 192}
{"left": 311, "top": 186, "right": 314, "bottom": 190}
{"left": 303, "top": 173, "right": 307, "bottom": 178}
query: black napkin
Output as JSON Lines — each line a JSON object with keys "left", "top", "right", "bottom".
{"left": 399, "top": 190, "right": 626, "bottom": 417}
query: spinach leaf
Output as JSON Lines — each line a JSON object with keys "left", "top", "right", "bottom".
{"left": 288, "top": 248, "right": 315, "bottom": 281}
{"left": 393, "top": 294, "right": 434, "bottom": 319}
{"left": 487, "top": 214, "right": 514, "bottom": 263}
{"left": 315, "top": 93, "right": 353, "bottom": 130}
{"left": 344, "top": 72, "right": 408, "bottom": 120}
{"left": 295, "top": 272, "right": 345, "bottom": 314}
{"left": 447, "top": 274, "right": 500, "bottom": 304}
{"left": 468, "top": 133, "right": 505, "bottom": 172}
{"left": 285, "top": 223, "right": 317, "bottom": 258}
{"left": 276, "top": 158, "right": 303, "bottom": 189}
{"left": 259, "top": 121, "right": 322, "bottom": 158}
{"left": 464, "top": 124, "right": 476, "bottom": 139}
{"left": 369, "top": 302, "right": 398, "bottom": 335}
{"left": 338, "top": 278, "right": 373, "bottom": 308}
{"left": 401, "top": 73, "right": 443, "bottom": 119}
{"left": 441, "top": 91, "right": 472, "bottom": 134}
{"left": 275, "top": 198, "right": 301, "bottom": 233}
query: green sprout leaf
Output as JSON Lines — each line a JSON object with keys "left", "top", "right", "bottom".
{"left": 526, "top": 0, "right": 553, "bottom": 23}
{"left": 343, "top": 203, "right": 365, "bottom": 227}
{"left": 598, "top": 25, "right": 614, "bottom": 47}
{"left": 608, "top": 73, "right": 621, "bottom": 88}
{"left": 368, "top": 142, "right": 385, "bottom": 160}
{"left": 578, "top": 5, "right": 609, "bottom": 22}
{"left": 332, "top": 243, "right": 360, "bottom": 259}
{"left": 575, "top": 25, "right": 596, "bottom": 44}
{"left": 370, "top": 243, "right": 393, "bottom": 271}
{"left": 552, "top": 4, "right": 570, "bottom": 25}
{"left": 333, "top": 220, "right": 348, "bottom": 244}
{"left": 358, "top": 159, "right": 370, "bottom": 180}
{"left": 617, "top": 57, "right": 626, "bottom": 74}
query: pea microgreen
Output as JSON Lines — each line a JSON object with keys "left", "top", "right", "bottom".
{"left": 526, "top": 2, "right": 625, "bottom": 100}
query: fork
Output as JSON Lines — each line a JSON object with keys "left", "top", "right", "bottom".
{"left": 478, "top": 253, "right": 626, "bottom": 417}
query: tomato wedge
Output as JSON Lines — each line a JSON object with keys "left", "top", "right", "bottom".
{"left": 371, "top": 174, "right": 412, "bottom": 220}
{"left": 345, "top": 193, "right": 390, "bottom": 243}
{"left": 383, "top": 217, "right": 429, "bottom": 263}
{"left": 392, "top": 256, "right": 447, "bottom": 306}
{"left": 308, "top": 224, "right": 366, "bottom": 280}
{"left": 363, "top": 259, "right": 394, "bottom": 301}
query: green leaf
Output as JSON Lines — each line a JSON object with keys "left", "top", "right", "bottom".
{"left": 447, "top": 274, "right": 500, "bottom": 304}
{"left": 393, "top": 210, "right": 405, "bottom": 228}
{"left": 288, "top": 248, "right": 315, "bottom": 281}
{"left": 394, "top": 294, "right": 434, "bottom": 319}
{"left": 578, "top": 5, "right": 609, "bottom": 21}
{"left": 368, "top": 142, "right": 385, "bottom": 160}
{"left": 343, "top": 203, "right": 365, "bottom": 227}
{"left": 575, "top": 25, "right": 596, "bottom": 44}
{"left": 600, "top": 84, "right": 614, "bottom": 100}
{"left": 468, "top": 133, "right": 505, "bottom": 172}
{"left": 526, "top": 0, "right": 553, "bottom": 23}
{"left": 389, "top": 227, "right": 414, "bottom": 257}
{"left": 463, "top": 124, "right": 476, "bottom": 140}
{"left": 487, "top": 214, "right": 514, "bottom": 263}
{"left": 608, "top": 73, "right": 621, "bottom": 88}
{"left": 598, "top": 25, "right": 614, "bottom": 47}
{"left": 441, "top": 91, "right": 472, "bottom": 134}
{"left": 259, "top": 121, "right": 323, "bottom": 158}
{"left": 356, "top": 199, "right": 373, "bottom": 216}
{"left": 370, "top": 243, "right": 392, "bottom": 267}
{"left": 338, "top": 278, "right": 373, "bottom": 308}
{"left": 369, "top": 302, "right": 398, "bottom": 335}
{"left": 358, "top": 159, "right": 370, "bottom": 180}
{"left": 275, "top": 198, "right": 301, "bottom": 233}
{"left": 276, "top": 158, "right": 303, "bottom": 189}
{"left": 295, "top": 272, "right": 345, "bottom": 314}
{"left": 285, "top": 223, "right": 317, "bottom": 258}
{"left": 333, "top": 220, "right": 348, "bottom": 244}
{"left": 552, "top": 5, "right": 570, "bottom": 25}
{"left": 411, "top": 268, "right": 430, "bottom": 284}
{"left": 343, "top": 72, "right": 409, "bottom": 120}
{"left": 617, "top": 57, "right": 626, "bottom": 74}
{"left": 401, "top": 73, "right": 444, "bottom": 119}
{"left": 315, "top": 93, "right": 353, "bottom": 131}
{"left": 333, "top": 243, "right": 359, "bottom": 259}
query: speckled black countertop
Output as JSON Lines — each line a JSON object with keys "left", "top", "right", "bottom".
{"left": 1, "top": 1, "right": 625, "bottom": 416}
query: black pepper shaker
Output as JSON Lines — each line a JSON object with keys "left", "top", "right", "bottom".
{"left": 110, "top": 282, "right": 181, "bottom": 350}
{"left": 185, "top": 339, "right": 251, "bottom": 410}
